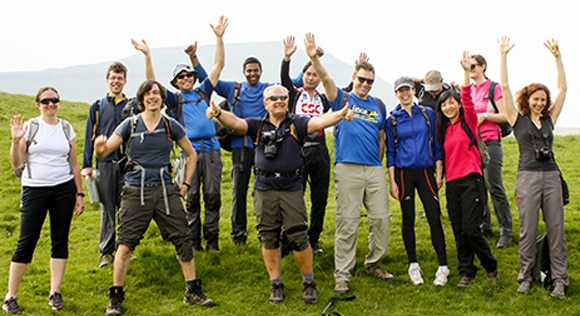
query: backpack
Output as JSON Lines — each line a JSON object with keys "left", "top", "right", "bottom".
{"left": 488, "top": 81, "right": 512, "bottom": 138}
{"left": 14, "top": 118, "right": 72, "bottom": 179}
{"left": 214, "top": 82, "right": 242, "bottom": 152}
{"left": 460, "top": 117, "right": 490, "bottom": 168}
{"left": 390, "top": 105, "right": 433, "bottom": 158}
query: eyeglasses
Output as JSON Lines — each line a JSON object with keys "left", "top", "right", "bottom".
{"left": 176, "top": 73, "right": 195, "bottom": 80}
{"left": 38, "top": 98, "right": 60, "bottom": 105}
{"left": 266, "top": 95, "right": 288, "bottom": 102}
{"left": 357, "top": 76, "right": 375, "bottom": 85}
{"left": 470, "top": 64, "right": 481, "bottom": 70}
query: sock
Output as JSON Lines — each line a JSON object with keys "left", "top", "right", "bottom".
{"left": 185, "top": 280, "right": 195, "bottom": 288}
{"left": 302, "top": 273, "right": 314, "bottom": 282}
{"left": 271, "top": 277, "right": 282, "bottom": 284}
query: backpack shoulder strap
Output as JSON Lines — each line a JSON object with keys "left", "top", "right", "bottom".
{"left": 91, "top": 98, "right": 106, "bottom": 141}
{"left": 389, "top": 114, "right": 398, "bottom": 145}
{"left": 418, "top": 105, "right": 433, "bottom": 157}
{"left": 460, "top": 117, "right": 478, "bottom": 149}
{"left": 489, "top": 81, "right": 499, "bottom": 113}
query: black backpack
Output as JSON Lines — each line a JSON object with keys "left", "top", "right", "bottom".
{"left": 214, "top": 82, "right": 242, "bottom": 152}
{"left": 488, "top": 81, "right": 512, "bottom": 138}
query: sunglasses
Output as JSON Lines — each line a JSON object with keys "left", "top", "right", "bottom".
{"left": 470, "top": 64, "right": 481, "bottom": 70}
{"left": 39, "top": 97, "right": 60, "bottom": 105}
{"left": 176, "top": 73, "right": 195, "bottom": 80}
{"left": 266, "top": 95, "right": 288, "bottom": 102}
{"left": 357, "top": 76, "right": 375, "bottom": 85}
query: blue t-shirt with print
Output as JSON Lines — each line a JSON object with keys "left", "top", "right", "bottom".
{"left": 330, "top": 89, "right": 387, "bottom": 166}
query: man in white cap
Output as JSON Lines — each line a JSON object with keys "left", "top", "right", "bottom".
{"left": 412, "top": 70, "right": 458, "bottom": 110}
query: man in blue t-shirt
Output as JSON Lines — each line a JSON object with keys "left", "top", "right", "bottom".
{"left": 305, "top": 33, "right": 393, "bottom": 295}
{"left": 206, "top": 84, "right": 352, "bottom": 304}
{"left": 132, "top": 16, "right": 228, "bottom": 253}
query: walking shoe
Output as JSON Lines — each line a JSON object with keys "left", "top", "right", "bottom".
{"left": 99, "top": 253, "right": 114, "bottom": 268}
{"left": 334, "top": 281, "right": 349, "bottom": 294}
{"left": 487, "top": 271, "right": 499, "bottom": 281}
{"left": 365, "top": 262, "right": 394, "bottom": 282}
{"left": 496, "top": 235, "right": 512, "bottom": 248}
{"left": 184, "top": 279, "right": 215, "bottom": 307}
{"left": 517, "top": 280, "right": 532, "bottom": 294}
{"left": 48, "top": 292, "right": 64, "bottom": 310}
{"left": 206, "top": 240, "right": 221, "bottom": 254}
{"left": 2, "top": 296, "right": 22, "bottom": 315}
{"left": 551, "top": 280, "right": 566, "bottom": 299}
{"left": 457, "top": 276, "right": 475, "bottom": 288}
{"left": 433, "top": 266, "right": 450, "bottom": 286}
{"left": 105, "top": 287, "right": 124, "bottom": 316}
{"left": 408, "top": 263, "right": 424, "bottom": 285}
{"left": 302, "top": 281, "right": 317, "bottom": 304}
{"left": 268, "top": 282, "right": 285, "bottom": 304}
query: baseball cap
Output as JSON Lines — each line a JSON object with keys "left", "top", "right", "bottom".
{"left": 394, "top": 76, "right": 414, "bottom": 91}
{"left": 423, "top": 70, "right": 443, "bottom": 91}
{"left": 170, "top": 64, "right": 198, "bottom": 89}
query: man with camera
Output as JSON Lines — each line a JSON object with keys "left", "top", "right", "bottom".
{"left": 206, "top": 84, "right": 352, "bottom": 304}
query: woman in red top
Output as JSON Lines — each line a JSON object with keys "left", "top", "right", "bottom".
{"left": 435, "top": 51, "right": 498, "bottom": 288}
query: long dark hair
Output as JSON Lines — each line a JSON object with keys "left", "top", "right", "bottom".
{"left": 435, "top": 89, "right": 463, "bottom": 143}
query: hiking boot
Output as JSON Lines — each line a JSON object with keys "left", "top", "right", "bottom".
{"left": 334, "top": 281, "right": 349, "bottom": 294}
{"left": 433, "top": 265, "right": 450, "bottom": 286}
{"left": 48, "top": 292, "right": 64, "bottom": 310}
{"left": 365, "top": 262, "right": 394, "bottom": 282}
{"left": 551, "top": 280, "right": 566, "bottom": 299}
{"left": 310, "top": 241, "right": 323, "bottom": 255}
{"left": 2, "top": 296, "right": 22, "bottom": 315}
{"left": 302, "top": 281, "right": 317, "bottom": 304}
{"left": 517, "top": 280, "right": 532, "bottom": 294}
{"left": 206, "top": 240, "right": 221, "bottom": 254}
{"left": 487, "top": 271, "right": 499, "bottom": 281}
{"left": 408, "top": 263, "right": 424, "bottom": 285}
{"left": 457, "top": 276, "right": 475, "bottom": 288}
{"left": 105, "top": 287, "right": 124, "bottom": 316}
{"left": 496, "top": 235, "right": 512, "bottom": 248}
{"left": 269, "top": 282, "right": 285, "bottom": 304}
{"left": 99, "top": 253, "right": 114, "bottom": 268}
{"left": 184, "top": 279, "right": 215, "bottom": 307}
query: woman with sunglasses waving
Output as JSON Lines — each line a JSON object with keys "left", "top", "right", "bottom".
{"left": 4, "top": 87, "right": 84, "bottom": 314}
{"left": 499, "top": 36, "right": 568, "bottom": 299}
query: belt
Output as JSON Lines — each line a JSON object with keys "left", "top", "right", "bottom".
{"left": 254, "top": 168, "right": 302, "bottom": 178}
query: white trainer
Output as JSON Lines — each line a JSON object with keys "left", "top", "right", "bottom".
{"left": 408, "top": 263, "right": 424, "bottom": 285}
{"left": 433, "top": 265, "right": 450, "bottom": 286}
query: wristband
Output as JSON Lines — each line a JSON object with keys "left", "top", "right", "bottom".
{"left": 215, "top": 109, "right": 222, "bottom": 119}
{"left": 77, "top": 192, "right": 85, "bottom": 197}
{"left": 183, "top": 182, "right": 191, "bottom": 189}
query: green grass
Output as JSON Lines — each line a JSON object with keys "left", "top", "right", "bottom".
{"left": 1, "top": 91, "right": 579, "bottom": 315}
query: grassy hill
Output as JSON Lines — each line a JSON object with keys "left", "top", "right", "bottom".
{"left": 1, "top": 92, "right": 579, "bottom": 315}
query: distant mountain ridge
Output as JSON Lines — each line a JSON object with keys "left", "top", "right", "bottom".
{"left": 0, "top": 41, "right": 398, "bottom": 109}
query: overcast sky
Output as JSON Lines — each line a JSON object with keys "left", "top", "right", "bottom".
{"left": 2, "top": 0, "right": 579, "bottom": 128}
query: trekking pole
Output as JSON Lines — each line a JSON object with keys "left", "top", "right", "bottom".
{"left": 320, "top": 295, "right": 337, "bottom": 316}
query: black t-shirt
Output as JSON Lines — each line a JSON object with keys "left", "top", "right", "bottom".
{"left": 513, "top": 114, "right": 558, "bottom": 171}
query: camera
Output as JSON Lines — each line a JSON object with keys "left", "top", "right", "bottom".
{"left": 535, "top": 147, "right": 553, "bottom": 161}
{"left": 262, "top": 130, "right": 279, "bottom": 159}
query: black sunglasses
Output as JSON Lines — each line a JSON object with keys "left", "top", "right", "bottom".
{"left": 266, "top": 95, "right": 288, "bottom": 102}
{"left": 39, "top": 98, "right": 60, "bottom": 105}
{"left": 357, "top": 76, "right": 375, "bottom": 85}
{"left": 176, "top": 73, "right": 195, "bottom": 80}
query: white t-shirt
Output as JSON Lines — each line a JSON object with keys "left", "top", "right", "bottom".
{"left": 21, "top": 118, "right": 76, "bottom": 187}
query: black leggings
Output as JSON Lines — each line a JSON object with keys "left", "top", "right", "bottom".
{"left": 394, "top": 167, "right": 447, "bottom": 265}
{"left": 12, "top": 180, "right": 76, "bottom": 263}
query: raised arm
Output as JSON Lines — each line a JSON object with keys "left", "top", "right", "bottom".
{"left": 206, "top": 100, "right": 248, "bottom": 135}
{"left": 498, "top": 36, "right": 518, "bottom": 126}
{"left": 281, "top": 36, "right": 297, "bottom": 111}
{"left": 131, "top": 39, "right": 156, "bottom": 80}
{"left": 206, "top": 16, "right": 228, "bottom": 88}
{"left": 94, "top": 134, "right": 124, "bottom": 159}
{"left": 304, "top": 33, "right": 338, "bottom": 102}
{"left": 9, "top": 115, "right": 26, "bottom": 169}
{"left": 307, "top": 103, "right": 353, "bottom": 133}
{"left": 544, "top": 39, "right": 566, "bottom": 125}
{"left": 184, "top": 41, "right": 208, "bottom": 80}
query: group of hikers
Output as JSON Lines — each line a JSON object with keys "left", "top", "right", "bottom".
{"left": 4, "top": 15, "right": 570, "bottom": 315}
